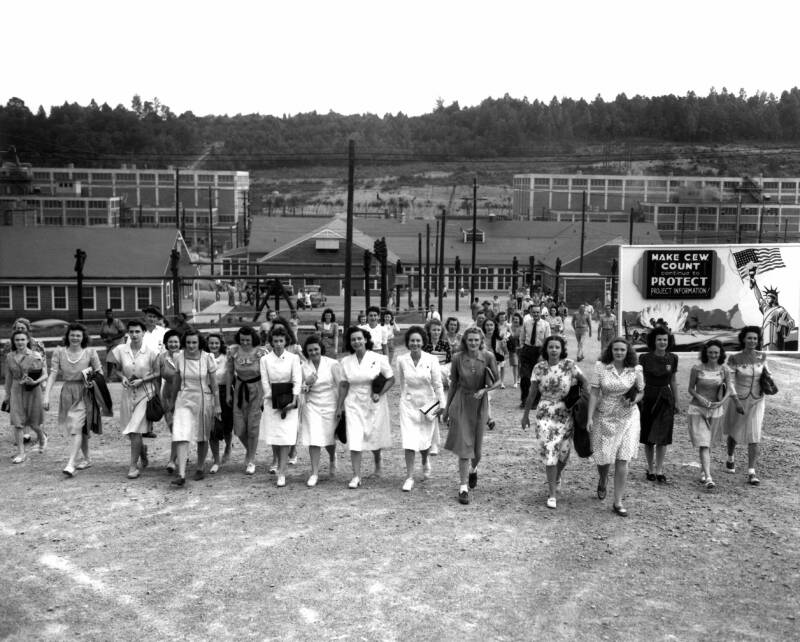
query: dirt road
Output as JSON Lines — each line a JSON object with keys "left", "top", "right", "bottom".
{"left": 1, "top": 330, "right": 798, "bottom": 640}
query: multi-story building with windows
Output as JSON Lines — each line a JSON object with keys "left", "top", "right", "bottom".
{"left": 513, "top": 173, "right": 800, "bottom": 243}
{"left": 1, "top": 161, "right": 250, "bottom": 250}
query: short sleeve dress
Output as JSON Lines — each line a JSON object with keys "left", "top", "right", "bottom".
{"left": 300, "top": 356, "right": 340, "bottom": 447}
{"left": 638, "top": 351, "right": 678, "bottom": 446}
{"left": 4, "top": 348, "right": 47, "bottom": 429}
{"left": 531, "top": 358, "right": 581, "bottom": 465}
{"left": 340, "top": 352, "right": 394, "bottom": 451}
{"left": 723, "top": 352, "right": 768, "bottom": 444}
{"left": 159, "top": 350, "right": 180, "bottom": 428}
{"left": 590, "top": 361, "right": 643, "bottom": 465}
{"left": 319, "top": 322, "right": 339, "bottom": 356}
{"left": 396, "top": 351, "right": 446, "bottom": 452}
{"left": 444, "top": 350, "right": 499, "bottom": 460}
{"left": 172, "top": 351, "right": 217, "bottom": 443}
{"left": 259, "top": 349, "right": 302, "bottom": 446}
{"left": 228, "top": 345, "right": 267, "bottom": 438}
{"left": 687, "top": 364, "right": 731, "bottom": 447}
{"left": 111, "top": 343, "right": 160, "bottom": 435}
{"left": 50, "top": 347, "right": 103, "bottom": 436}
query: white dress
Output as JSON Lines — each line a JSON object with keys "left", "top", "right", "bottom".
{"left": 300, "top": 356, "right": 341, "bottom": 447}
{"left": 172, "top": 352, "right": 217, "bottom": 443}
{"left": 340, "top": 352, "right": 393, "bottom": 451}
{"left": 359, "top": 324, "right": 386, "bottom": 353}
{"left": 396, "top": 352, "right": 445, "bottom": 452}
{"left": 259, "top": 350, "right": 302, "bottom": 446}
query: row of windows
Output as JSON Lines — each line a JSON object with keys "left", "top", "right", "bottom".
{"left": 0, "top": 285, "right": 153, "bottom": 311}
{"left": 524, "top": 176, "right": 800, "bottom": 193}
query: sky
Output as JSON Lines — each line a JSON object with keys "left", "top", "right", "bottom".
{"left": 5, "top": 0, "right": 800, "bottom": 118}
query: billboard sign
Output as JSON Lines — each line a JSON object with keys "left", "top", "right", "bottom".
{"left": 620, "top": 244, "right": 799, "bottom": 352}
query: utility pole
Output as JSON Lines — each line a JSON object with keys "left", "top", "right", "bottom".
{"left": 208, "top": 186, "right": 215, "bottom": 275}
{"left": 417, "top": 232, "right": 422, "bottom": 309}
{"left": 736, "top": 191, "right": 742, "bottom": 244}
{"left": 434, "top": 218, "right": 440, "bottom": 297}
{"left": 170, "top": 247, "right": 181, "bottom": 315}
{"left": 470, "top": 177, "right": 478, "bottom": 301}
{"left": 425, "top": 224, "right": 431, "bottom": 309}
{"left": 138, "top": 203, "right": 143, "bottom": 228}
{"left": 181, "top": 206, "right": 186, "bottom": 240}
{"left": 175, "top": 167, "right": 180, "bottom": 231}
{"left": 437, "top": 205, "right": 447, "bottom": 316}
{"left": 74, "top": 249, "right": 86, "bottom": 321}
{"left": 454, "top": 256, "right": 461, "bottom": 312}
{"left": 628, "top": 205, "right": 634, "bottom": 246}
{"left": 363, "top": 250, "right": 372, "bottom": 309}
{"left": 344, "top": 140, "right": 355, "bottom": 328}
{"left": 579, "top": 191, "right": 586, "bottom": 272}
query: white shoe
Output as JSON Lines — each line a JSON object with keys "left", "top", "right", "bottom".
{"left": 546, "top": 497, "right": 557, "bottom": 509}
{"left": 402, "top": 478, "right": 414, "bottom": 492}
{"left": 348, "top": 476, "right": 361, "bottom": 489}
{"left": 245, "top": 462, "right": 256, "bottom": 475}
{"left": 307, "top": 474, "right": 318, "bottom": 487}
{"left": 209, "top": 463, "right": 220, "bottom": 474}
{"left": 423, "top": 461, "right": 432, "bottom": 479}
{"left": 268, "top": 465, "right": 278, "bottom": 474}
{"left": 288, "top": 456, "right": 298, "bottom": 466}
{"left": 276, "top": 475, "right": 286, "bottom": 487}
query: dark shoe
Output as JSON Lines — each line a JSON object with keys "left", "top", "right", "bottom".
{"left": 142, "top": 431, "right": 157, "bottom": 439}
{"left": 646, "top": 472, "right": 656, "bottom": 481}
{"left": 597, "top": 482, "right": 607, "bottom": 500}
{"left": 747, "top": 473, "right": 760, "bottom": 486}
{"left": 487, "top": 419, "right": 496, "bottom": 430}
{"left": 612, "top": 504, "right": 629, "bottom": 517}
{"left": 458, "top": 490, "right": 470, "bottom": 505}
{"left": 170, "top": 476, "right": 186, "bottom": 487}
{"left": 468, "top": 471, "right": 478, "bottom": 489}
{"left": 656, "top": 474, "right": 667, "bottom": 484}
{"left": 194, "top": 469, "right": 205, "bottom": 481}
{"left": 725, "top": 460, "right": 736, "bottom": 474}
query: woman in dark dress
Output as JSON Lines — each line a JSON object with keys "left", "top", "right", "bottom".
{"left": 638, "top": 326, "right": 679, "bottom": 483}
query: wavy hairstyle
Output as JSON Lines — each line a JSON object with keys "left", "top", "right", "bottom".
{"left": 344, "top": 325, "right": 374, "bottom": 353}
{"left": 599, "top": 336, "right": 638, "bottom": 367}
{"left": 738, "top": 325, "right": 763, "bottom": 350}
{"left": 646, "top": 325, "right": 676, "bottom": 351}
{"left": 62, "top": 322, "right": 90, "bottom": 348}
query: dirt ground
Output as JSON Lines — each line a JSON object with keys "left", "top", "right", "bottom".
{"left": 1, "top": 326, "right": 799, "bottom": 641}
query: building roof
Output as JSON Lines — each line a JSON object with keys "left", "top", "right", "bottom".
{"left": 257, "top": 215, "right": 401, "bottom": 264}
{"left": 0, "top": 227, "right": 194, "bottom": 279}
{"left": 238, "top": 215, "right": 662, "bottom": 268}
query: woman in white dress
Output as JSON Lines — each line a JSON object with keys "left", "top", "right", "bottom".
{"left": 110, "top": 319, "right": 160, "bottom": 479}
{"left": 586, "top": 337, "right": 644, "bottom": 517}
{"left": 335, "top": 326, "right": 395, "bottom": 489}
{"left": 170, "top": 330, "right": 221, "bottom": 487}
{"left": 259, "top": 325, "right": 302, "bottom": 487}
{"left": 4, "top": 330, "right": 47, "bottom": 463}
{"left": 396, "top": 326, "right": 445, "bottom": 492}
{"left": 299, "top": 335, "right": 340, "bottom": 487}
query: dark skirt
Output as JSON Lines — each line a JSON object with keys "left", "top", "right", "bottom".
{"left": 639, "top": 385, "right": 674, "bottom": 445}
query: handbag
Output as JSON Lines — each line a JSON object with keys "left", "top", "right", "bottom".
{"left": 571, "top": 387, "right": 593, "bottom": 458}
{"left": 715, "top": 381, "right": 727, "bottom": 402}
{"left": 335, "top": 411, "right": 347, "bottom": 444}
{"left": 271, "top": 382, "right": 295, "bottom": 410}
{"left": 1, "top": 400, "right": 8, "bottom": 413}
{"left": 23, "top": 368, "right": 43, "bottom": 391}
{"left": 371, "top": 373, "right": 388, "bottom": 395}
{"left": 211, "top": 416, "right": 225, "bottom": 441}
{"left": 623, "top": 384, "right": 639, "bottom": 403}
{"left": 760, "top": 369, "right": 778, "bottom": 396}
{"left": 145, "top": 388, "right": 165, "bottom": 422}
{"left": 563, "top": 382, "right": 581, "bottom": 410}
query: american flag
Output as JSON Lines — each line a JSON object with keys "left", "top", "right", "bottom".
{"left": 732, "top": 247, "right": 786, "bottom": 280}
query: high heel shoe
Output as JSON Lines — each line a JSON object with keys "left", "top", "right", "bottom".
{"left": 348, "top": 477, "right": 361, "bottom": 489}
{"left": 596, "top": 482, "right": 607, "bottom": 500}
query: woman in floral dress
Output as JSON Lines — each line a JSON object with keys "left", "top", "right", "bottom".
{"left": 586, "top": 337, "right": 644, "bottom": 517}
{"left": 521, "top": 335, "right": 585, "bottom": 509}
{"left": 159, "top": 330, "right": 182, "bottom": 473}
{"left": 317, "top": 308, "right": 339, "bottom": 356}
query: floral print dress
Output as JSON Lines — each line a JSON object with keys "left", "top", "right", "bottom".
{"left": 531, "top": 359, "right": 581, "bottom": 465}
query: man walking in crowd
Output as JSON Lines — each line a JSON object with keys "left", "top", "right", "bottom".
{"left": 141, "top": 306, "right": 167, "bottom": 353}
{"left": 518, "top": 306, "right": 550, "bottom": 408}
{"left": 571, "top": 303, "right": 593, "bottom": 361}
{"left": 99, "top": 308, "right": 126, "bottom": 380}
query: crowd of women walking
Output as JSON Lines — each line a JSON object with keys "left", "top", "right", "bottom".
{"left": 1, "top": 306, "right": 776, "bottom": 514}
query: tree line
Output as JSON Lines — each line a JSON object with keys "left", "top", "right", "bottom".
{"left": 3, "top": 88, "right": 800, "bottom": 169}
